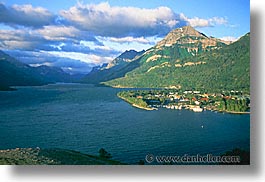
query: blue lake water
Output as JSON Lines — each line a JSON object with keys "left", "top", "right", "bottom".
{"left": 0, "top": 84, "right": 250, "bottom": 164}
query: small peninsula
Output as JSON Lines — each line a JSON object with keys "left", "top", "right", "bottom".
{"left": 117, "top": 89, "right": 250, "bottom": 114}
{"left": 117, "top": 91, "right": 157, "bottom": 111}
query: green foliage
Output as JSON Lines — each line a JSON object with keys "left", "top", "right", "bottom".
{"left": 225, "top": 98, "right": 249, "bottom": 112}
{"left": 105, "top": 33, "right": 250, "bottom": 93}
{"left": 118, "top": 89, "right": 250, "bottom": 113}
{"left": 99, "top": 148, "right": 112, "bottom": 159}
{"left": 118, "top": 91, "right": 148, "bottom": 108}
{"left": 218, "top": 100, "right": 226, "bottom": 111}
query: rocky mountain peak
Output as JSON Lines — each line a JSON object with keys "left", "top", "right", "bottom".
{"left": 118, "top": 49, "right": 144, "bottom": 59}
{"left": 156, "top": 25, "right": 225, "bottom": 49}
{"left": 174, "top": 25, "right": 205, "bottom": 37}
{"left": 106, "top": 49, "right": 145, "bottom": 69}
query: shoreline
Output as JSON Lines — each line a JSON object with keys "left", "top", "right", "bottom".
{"left": 0, "top": 147, "right": 124, "bottom": 165}
{"left": 117, "top": 95, "right": 157, "bottom": 111}
{"left": 218, "top": 110, "right": 250, "bottom": 114}
{"left": 132, "top": 103, "right": 157, "bottom": 111}
{"left": 118, "top": 95, "right": 250, "bottom": 114}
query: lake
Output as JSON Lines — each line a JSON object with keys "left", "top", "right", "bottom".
{"left": 0, "top": 84, "right": 250, "bottom": 164}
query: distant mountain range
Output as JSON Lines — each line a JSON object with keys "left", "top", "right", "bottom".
{"left": 0, "top": 50, "right": 82, "bottom": 90}
{"left": 100, "top": 26, "right": 250, "bottom": 92}
{"left": 81, "top": 49, "right": 145, "bottom": 84}
{"left": 1, "top": 25, "right": 250, "bottom": 92}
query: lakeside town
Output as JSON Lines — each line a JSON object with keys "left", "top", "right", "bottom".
{"left": 117, "top": 89, "right": 250, "bottom": 114}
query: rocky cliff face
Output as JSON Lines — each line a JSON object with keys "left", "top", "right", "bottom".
{"left": 155, "top": 25, "right": 228, "bottom": 54}
{"left": 82, "top": 49, "right": 145, "bottom": 84}
{"left": 157, "top": 25, "right": 206, "bottom": 47}
{"left": 106, "top": 50, "right": 145, "bottom": 69}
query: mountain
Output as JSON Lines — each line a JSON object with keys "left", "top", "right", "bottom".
{"left": 34, "top": 65, "right": 83, "bottom": 83}
{"left": 104, "top": 26, "right": 249, "bottom": 92}
{"left": 156, "top": 25, "right": 228, "bottom": 51}
{"left": 89, "top": 63, "right": 108, "bottom": 74}
{"left": 0, "top": 50, "right": 49, "bottom": 90}
{"left": 110, "top": 26, "right": 228, "bottom": 77}
{"left": 105, "top": 49, "right": 145, "bottom": 69}
{"left": 82, "top": 49, "right": 145, "bottom": 84}
{"left": 0, "top": 50, "right": 82, "bottom": 90}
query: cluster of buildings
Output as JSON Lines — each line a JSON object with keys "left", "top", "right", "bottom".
{"left": 134, "top": 90, "right": 249, "bottom": 113}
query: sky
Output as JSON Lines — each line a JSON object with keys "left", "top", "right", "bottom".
{"left": 0, "top": 0, "right": 250, "bottom": 74}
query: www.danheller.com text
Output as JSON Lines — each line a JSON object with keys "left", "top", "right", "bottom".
{"left": 145, "top": 154, "right": 241, "bottom": 164}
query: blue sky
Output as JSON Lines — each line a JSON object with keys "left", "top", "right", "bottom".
{"left": 0, "top": 0, "right": 250, "bottom": 74}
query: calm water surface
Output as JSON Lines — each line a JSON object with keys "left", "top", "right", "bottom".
{"left": 0, "top": 84, "right": 250, "bottom": 164}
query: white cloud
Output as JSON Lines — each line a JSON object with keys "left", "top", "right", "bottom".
{"left": 97, "top": 36, "right": 157, "bottom": 53}
{"left": 36, "top": 25, "right": 99, "bottom": 44}
{"left": 36, "top": 26, "right": 81, "bottom": 41}
{"left": 45, "top": 51, "right": 114, "bottom": 64}
{"left": 179, "top": 13, "right": 227, "bottom": 27}
{"left": 220, "top": 36, "right": 239, "bottom": 42}
{"left": 80, "top": 41, "right": 112, "bottom": 51}
{"left": 209, "top": 17, "right": 228, "bottom": 25}
{"left": 0, "top": 2, "right": 235, "bottom": 70}
{"left": 60, "top": 2, "right": 183, "bottom": 37}
{"left": 106, "top": 36, "right": 150, "bottom": 44}
{"left": 0, "top": 2, "right": 232, "bottom": 53}
{"left": 0, "top": 29, "right": 44, "bottom": 50}
{"left": 12, "top": 4, "right": 51, "bottom": 16}
{"left": 29, "top": 62, "right": 52, "bottom": 67}
{"left": 0, "top": 27, "right": 100, "bottom": 52}
{"left": 0, "top": 3, "right": 55, "bottom": 28}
